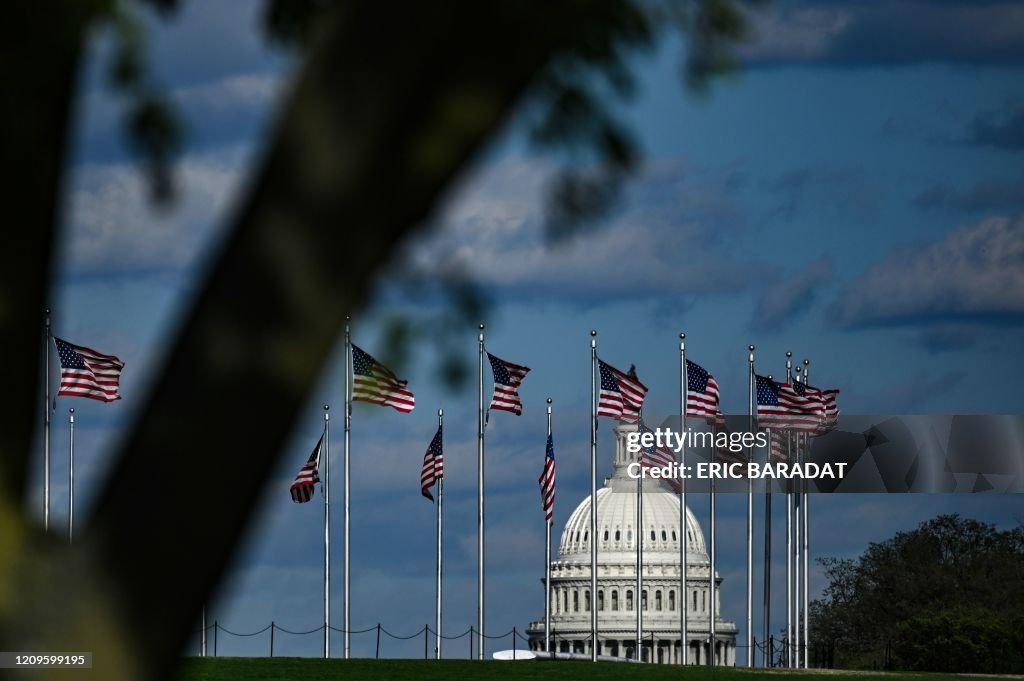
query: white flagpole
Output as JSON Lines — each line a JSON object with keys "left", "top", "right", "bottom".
{"left": 636, "top": 440, "right": 643, "bottom": 661}
{"left": 544, "top": 398, "right": 553, "bottom": 658}
{"left": 324, "top": 403, "right": 331, "bottom": 658}
{"left": 344, "top": 317, "right": 352, "bottom": 659}
{"left": 68, "top": 408, "right": 75, "bottom": 543}
{"left": 792, "top": 365, "right": 802, "bottom": 665}
{"left": 763, "top": 372, "right": 772, "bottom": 667}
{"left": 746, "top": 344, "right": 755, "bottom": 667}
{"left": 44, "top": 308, "right": 51, "bottom": 532}
{"left": 589, "top": 330, "right": 598, "bottom": 662}
{"left": 477, "top": 323, "right": 485, "bottom": 659}
{"left": 785, "top": 352, "right": 794, "bottom": 668}
{"left": 436, "top": 407, "right": 444, "bottom": 660}
{"left": 709, "top": 469, "right": 717, "bottom": 666}
{"left": 802, "top": 359, "right": 811, "bottom": 669}
{"left": 679, "top": 333, "right": 688, "bottom": 665}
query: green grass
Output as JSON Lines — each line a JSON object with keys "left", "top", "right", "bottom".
{"left": 175, "top": 658, "right": 999, "bottom": 681}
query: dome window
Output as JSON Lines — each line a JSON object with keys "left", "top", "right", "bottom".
{"left": 626, "top": 590, "right": 634, "bottom": 611}
{"left": 672, "top": 530, "right": 677, "bottom": 541}
{"left": 615, "top": 530, "right": 621, "bottom": 541}
{"left": 661, "top": 530, "right": 667, "bottom": 541}
{"left": 650, "top": 530, "right": 656, "bottom": 541}
{"left": 603, "top": 530, "right": 609, "bottom": 541}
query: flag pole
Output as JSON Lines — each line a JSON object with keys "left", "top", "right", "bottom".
{"left": 43, "top": 308, "right": 51, "bottom": 531}
{"left": 636, "top": 422, "right": 643, "bottom": 661}
{"left": 679, "top": 333, "right": 688, "bottom": 665}
{"left": 802, "top": 359, "right": 811, "bottom": 669}
{"left": 477, "top": 323, "right": 485, "bottom": 659}
{"left": 764, "top": 373, "right": 772, "bottom": 667}
{"left": 746, "top": 344, "right": 755, "bottom": 668}
{"left": 68, "top": 408, "right": 75, "bottom": 543}
{"left": 785, "top": 352, "right": 794, "bottom": 668}
{"left": 544, "top": 398, "right": 553, "bottom": 658}
{"left": 709, "top": 462, "right": 717, "bottom": 666}
{"left": 589, "top": 330, "right": 598, "bottom": 662}
{"left": 792, "top": 365, "right": 802, "bottom": 666}
{"left": 436, "top": 407, "right": 444, "bottom": 660}
{"left": 324, "top": 403, "right": 331, "bottom": 658}
{"left": 344, "top": 316, "right": 352, "bottom": 659}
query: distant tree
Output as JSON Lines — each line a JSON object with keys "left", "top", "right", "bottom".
{"left": 810, "top": 514, "right": 1024, "bottom": 673}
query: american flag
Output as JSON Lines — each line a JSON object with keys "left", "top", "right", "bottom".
{"left": 420, "top": 425, "right": 443, "bottom": 501}
{"left": 769, "top": 429, "right": 788, "bottom": 463}
{"left": 54, "top": 337, "right": 125, "bottom": 402}
{"left": 755, "top": 374, "right": 823, "bottom": 432}
{"left": 637, "top": 421, "right": 681, "bottom": 491}
{"left": 290, "top": 434, "right": 323, "bottom": 503}
{"left": 538, "top": 433, "right": 556, "bottom": 525}
{"left": 352, "top": 345, "right": 415, "bottom": 413}
{"left": 487, "top": 352, "right": 530, "bottom": 415}
{"left": 804, "top": 383, "right": 840, "bottom": 434}
{"left": 637, "top": 421, "right": 675, "bottom": 469}
{"left": 686, "top": 359, "right": 721, "bottom": 424}
{"left": 597, "top": 359, "right": 647, "bottom": 423}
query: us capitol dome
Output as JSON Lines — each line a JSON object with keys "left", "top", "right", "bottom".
{"left": 526, "top": 422, "right": 737, "bottom": 664}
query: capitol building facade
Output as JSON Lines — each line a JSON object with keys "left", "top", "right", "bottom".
{"left": 526, "top": 422, "right": 737, "bottom": 664}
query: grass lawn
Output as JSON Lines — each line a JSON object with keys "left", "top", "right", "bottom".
{"left": 175, "top": 658, "right": 994, "bottom": 681}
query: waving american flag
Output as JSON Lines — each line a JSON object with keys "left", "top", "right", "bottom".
{"left": 487, "top": 352, "right": 530, "bottom": 415}
{"left": 597, "top": 359, "right": 647, "bottom": 423}
{"left": 420, "top": 424, "right": 443, "bottom": 501}
{"left": 352, "top": 345, "right": 415, "bottom": 413}
{"left": 54, "top": 337, "right": 124, "bottom": 402}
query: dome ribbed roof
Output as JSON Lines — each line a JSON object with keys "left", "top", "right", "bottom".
{"left": 558, "top": 485, "right": 707, "bottom": 560}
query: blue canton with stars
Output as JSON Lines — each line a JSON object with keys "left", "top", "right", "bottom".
{"left": 756, "top": 374, "right": 781, "bottom": 406}
{"left": 488, "top": 353, "right": 511, "bottom": 385}
{"left": 598, "top": 360, "right": 620, "bottom": 393}
{"left": 55, "top": 338, "right": 87, "bottom": 369}
{"left": 686, "top": 359, "right": 710, "bottom": 392}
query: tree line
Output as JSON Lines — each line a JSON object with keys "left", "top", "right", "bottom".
{"left": 810, "top": 514, "right": 1024, "bottom": 673}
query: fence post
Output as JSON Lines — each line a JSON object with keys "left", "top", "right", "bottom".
{"left": 270, "top": 622, "right": 275, "bottom": 658}
{"left": 424, "top": 625, "right": 429, "bottom": 660}
{"left": 469, "top": 626, "right": 473, "bottom": 660}
{"left": 375, "top": 624, "right": 381, "bottom": 659}
{"left": 213, "top": 621, "right": 218, "bottom": 657}
{"left": 512, "top": 627, "right": 516, "bottom": 660}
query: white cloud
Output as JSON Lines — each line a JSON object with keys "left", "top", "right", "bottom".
{"left": 399, "top": 158, "right": 765, "bottom": 298}
{"left": 61, "top": 146, "right": 248, "bottom": 273}
{"left": 173, "top": 73, "right": 283, "bottom": 117}
{"left": 740, "top": 5, "right": 853, "bottom": 63}
{"left": 830, "top": 215, "right": 1024, "bottom": 327}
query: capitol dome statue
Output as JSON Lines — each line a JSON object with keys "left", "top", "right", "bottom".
{"left": 527, "top": 422, "right": 737, "bottom": 664}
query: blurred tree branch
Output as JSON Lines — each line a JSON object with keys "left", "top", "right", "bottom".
{"left": 0, "top": 1, "right": 755, "bottom": 679}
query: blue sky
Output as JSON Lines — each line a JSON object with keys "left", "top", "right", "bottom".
{"left": 36, "top": 0, "right": 1024, "bottom": 661}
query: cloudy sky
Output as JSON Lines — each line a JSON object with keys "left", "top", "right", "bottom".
{"left": 38, "top": 0, "right": 1024, "bottom": 661}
